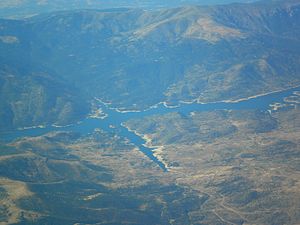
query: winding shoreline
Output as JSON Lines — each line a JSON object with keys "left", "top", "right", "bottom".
{"left": 2, "top": 85, "right": 300, "bottom": 172}
{"left": 95, "top": 84, "right": 300, "bottom": 113}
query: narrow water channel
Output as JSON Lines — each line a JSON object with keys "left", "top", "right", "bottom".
{"left": 1, "top": 86, "right": 300, "bottom": 171}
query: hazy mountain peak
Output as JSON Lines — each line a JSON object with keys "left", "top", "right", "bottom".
{"left": 183, "top": 17, "right": 244, "bottom": 42}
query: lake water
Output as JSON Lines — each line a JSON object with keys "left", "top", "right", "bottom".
{"left": 1, "top": 86, "right": 300, "bottom": 171}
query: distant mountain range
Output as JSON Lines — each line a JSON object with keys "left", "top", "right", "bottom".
{"left": 0, "top": 0, "right": 259, "bottom": 19}
{"left": 0, "top": 0, "right": 300, "bottom": 130}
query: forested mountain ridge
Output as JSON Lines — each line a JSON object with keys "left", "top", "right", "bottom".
{"left": 0, "top": 0, "right": 300, "bottom": 130}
